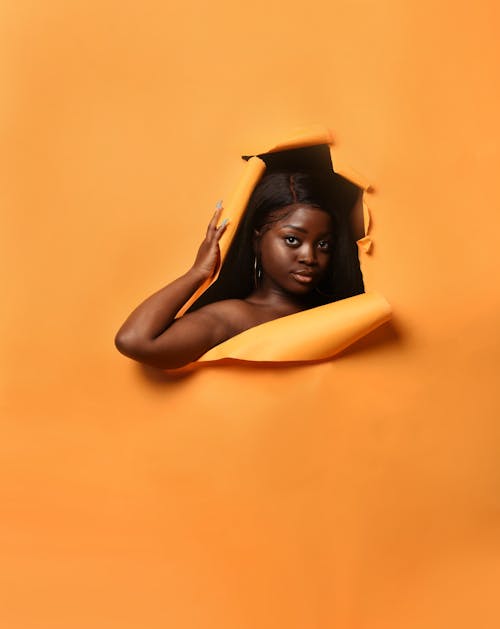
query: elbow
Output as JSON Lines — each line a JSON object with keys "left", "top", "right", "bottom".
{"left": 114, "top": 331, "right": 141, "bottom": 359}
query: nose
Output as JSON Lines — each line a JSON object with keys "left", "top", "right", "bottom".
{"left": 298, "top": 243, "right": 318, "bottom": 266}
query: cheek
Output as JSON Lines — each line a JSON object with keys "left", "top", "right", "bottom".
{"left": 261, "top": 243, "right": 292, "bottom": 273}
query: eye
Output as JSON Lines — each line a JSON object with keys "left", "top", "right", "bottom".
{"left": 284, "top": 235, "right": 300, "bottom": 246}
{"left": 317, "top": 240, "right": 332, "bottom": 251}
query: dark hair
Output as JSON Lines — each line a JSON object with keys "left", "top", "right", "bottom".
{"left": 187, "top": 169, "right": 364, "bottom": 312}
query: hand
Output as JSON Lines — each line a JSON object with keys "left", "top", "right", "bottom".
{"left": 192, "top": 203, "right": 229, "bottom": 281}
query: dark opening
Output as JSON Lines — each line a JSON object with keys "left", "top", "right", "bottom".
{"left": 242, "top": 144, "right": 360, "bottom": 218}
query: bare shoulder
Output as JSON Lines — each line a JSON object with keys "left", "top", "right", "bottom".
{"left": 190, "top": 298, "right": 262, "bottom": 337}
{"left": 119, "top": 298, "right": 267, "bottom": 370}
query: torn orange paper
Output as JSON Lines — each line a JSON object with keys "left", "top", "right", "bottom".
{"left": 174, "top": 125, "right": 391, "bottom": 365}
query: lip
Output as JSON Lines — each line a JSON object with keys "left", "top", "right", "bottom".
{"left": 291, "top": 271, "right": 316, "bottom": 284}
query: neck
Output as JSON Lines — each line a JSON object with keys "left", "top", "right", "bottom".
{"left": 246, "top": 284, "right": 313, "bottom": 313}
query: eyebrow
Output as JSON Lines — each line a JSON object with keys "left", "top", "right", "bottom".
{"left": 281, "top": 224, "right": 333, "bottom": 236}
{"left": 282, "top": 224, "right": 307, "bottom": 233}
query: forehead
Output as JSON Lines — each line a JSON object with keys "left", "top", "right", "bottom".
{"left": 272, "top": 204, "right": 333, "bottom": 231}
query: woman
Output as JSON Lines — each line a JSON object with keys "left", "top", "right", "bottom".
{"left": 114, "top": 171, "right": 364, "bottom": 369}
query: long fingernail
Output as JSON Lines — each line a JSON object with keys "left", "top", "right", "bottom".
{"left": 215, "top": 200, "right": 223, "bottom": 209}
{"left": 221, "top": 218, "right": 229, "bottom": 227}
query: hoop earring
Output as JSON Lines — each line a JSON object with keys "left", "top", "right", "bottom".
{"left": 253, "top": 256, "right": 262, "bottom": 287}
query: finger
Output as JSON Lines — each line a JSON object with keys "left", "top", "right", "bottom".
{"left": 206, "top": 213, "right": 218, "bottom": 236}
{"left": 216, "top": 218, "right": 229, "bottom": 239}
{"left": 207, "top": 211, "right": 223, "bottom": 238}
{"left": 207, "top": 202, "right": 224, "bottom": 234}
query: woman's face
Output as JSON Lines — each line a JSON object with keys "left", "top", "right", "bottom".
{"left": 255, "top": 204, "right": 334, "bottom": 296}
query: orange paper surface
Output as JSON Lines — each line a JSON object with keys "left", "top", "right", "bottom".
{"left": 2, "top": 2, "right": 500, "bottom": 628}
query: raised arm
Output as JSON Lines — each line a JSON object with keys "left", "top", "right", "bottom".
{"left": 114, "top": 203, "right": 230, "bottom": 369}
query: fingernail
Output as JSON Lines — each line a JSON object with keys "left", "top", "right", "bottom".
{"left": 221, "top": 218, "right": 229, "bottom": 227}
{"left": 215, "top": 200, "right": 223, "bottom": 209}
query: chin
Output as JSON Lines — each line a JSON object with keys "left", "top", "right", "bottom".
{"left": 285, "top": 284, "right": 316, "bottom": 298}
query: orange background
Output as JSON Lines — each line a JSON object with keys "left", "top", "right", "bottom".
{"left": 2, "top": 1, "right": 500, "bottom": 627}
